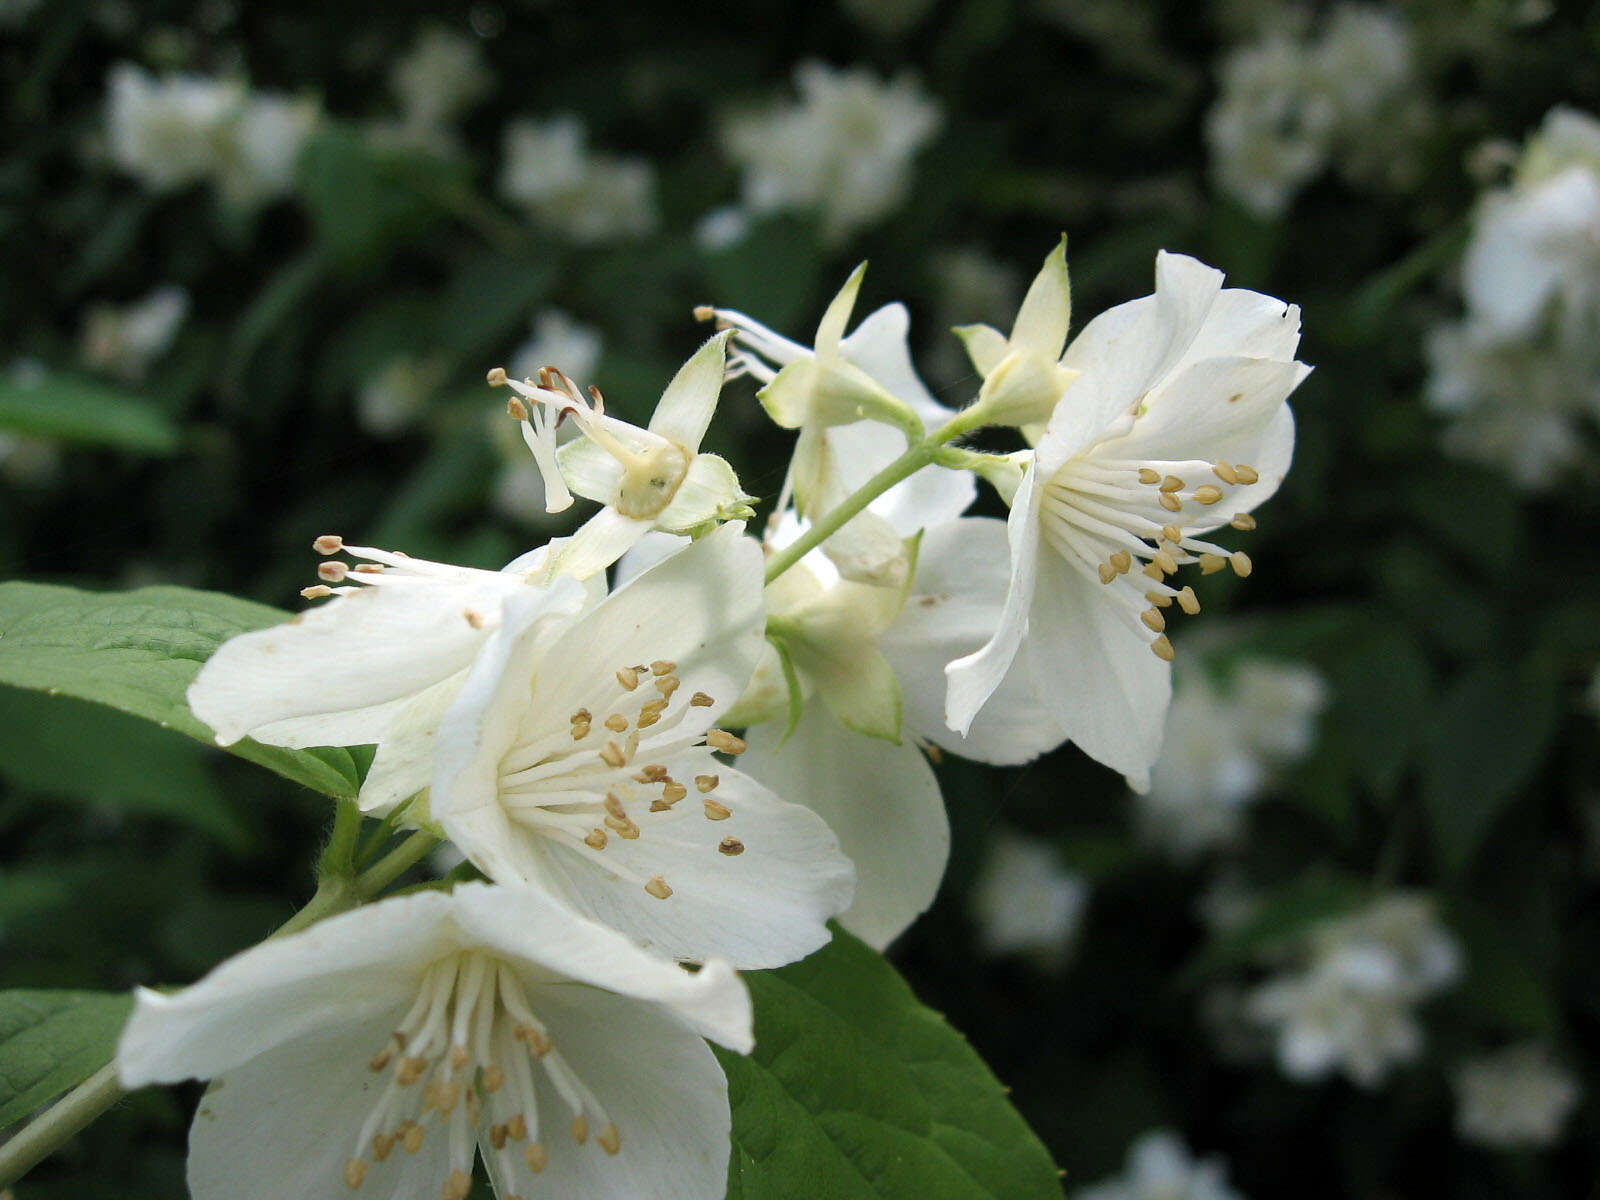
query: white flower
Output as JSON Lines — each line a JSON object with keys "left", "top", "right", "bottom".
{"left": 1139, "top": 656, "right": 1325, "bottom": 857}
{"left": 1462, "top": 108, "right": 1600, "bottom": 342}
{"left": 1246, "top": 894, "right": 1461, "bottom": 1088}
{"left": 187, "top": 536, "right": 596, "bottom": 814}
{"left": 499, "top": 115, "right": 658, "bottom": 243}
{"left": 1425, "top": 319, "right": 1597, "bottom": 489}
{"left": 1453, "top": 1044, "right": 1582, "bottom": 1150}
{"left": 356, "top": 355, "right": 448, "bottom": 438}
{"left": 508, "top": 309, "right": 603, "bottom": 389}
{"left": 390, "top": 27, "right": 490, "bottom": 134}
{"left": 118, "top": 883, "right": 752, "bottom": 1200}
{"left": 430, "top": 522, "right": 855, "bottom": 968}
{"left": 497, "top": 332, "right": 752, "bottom": 579}
{"left": 721, "top": 61, "right": 942, "bottom": 242}
{"left": 104, "top": 63, "right": 316, "bottom": 208}
{"left": 694, "top": 205, "right": 752, "bottom": 252}
{"left": 710, "top": 266, "right": 976, "bottom": 529}
{"left": 80, "top": 284, "right": 189, "bottom": 382}
{"left": 971, "top": 830, "right": 1087, "bottom": 970}
{"left": 946, "top": 251, "right": 1308, "bottom": 789}
{"left": 1075, "top": 1129, "right": 1246, "bottom": 1200}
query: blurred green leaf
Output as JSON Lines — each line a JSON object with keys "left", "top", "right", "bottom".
{"left": 1446, "top": 901, "right": 1559, "bottom": 1036}
{"left": 1422, "top": 663, "right": 1561, "bottom": 877}
{"left": 436, "top": 250, "right": 555, "bottom": 358}
{"left": 0, "top": 990, "right": 132, "bottom": 1130}
{"left": 717, "top": 926, "right": 1063, "bottom": 1199}
{"left": 0, "top": 688, "right": 247, "bottom": 849}
{"left": 1321, "top": 623, "right": 1433, "bottom": 799}
{"left": 297, "top": 125, "right": 454, "bottom": 273}
{"left": 0, "top": 371, "right": 179, "bottom": 455}
{"left": 0, "top": 583, "right": 359, "bottom": 800}
{"left": 705, "top": 216, "right": 824, "bottom": 335}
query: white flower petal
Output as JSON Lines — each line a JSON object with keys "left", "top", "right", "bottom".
{"left": 1026, "top": 551, "right": 1170, "bottom": 790}
{"left": 555, "top": 437, "right": 629, "bottom": 506}
{"left": 741, "top": 698, "right": 947, "bottom": 949}
{"left": 815, "top": 262, "right": 867, "bottom": 353}
{"left": 1009, "top": 237, "right": 1071, "bottom": 360}
{"left": 484, "top": 986, "right": 732, "bottom": 1200}
{"left": 118, "top": 891, "right": 454, "bottom": 1087}
{"left": 185, "top": 1010, "right": 454, "bottom": 1200}
{"left": 954, "top": 322, "right": 1010, "bottom": 376}
{"left": 880, "top": 518, "right": 1063, "bottom": 765}
{"left": 944, "top": 466, "right": 1044, "bottom": 736}
{"left": 647, "top": 331, "right": 731, "bottom": 451}
{"left": 357, "top": 673, "right": 467, "bottom": 815}
{"left": 555, "top": 506, "right": 657, "bottom": 580}
{"left": 838, "top": 302, "right": 946, "bottom": 424}
{"left": 188, "top": 581, "right": 514, "bottom": 748}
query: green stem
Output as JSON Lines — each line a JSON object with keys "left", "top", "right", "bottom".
{"left": 354, "top": 794, "right": 417, "bottom": 870}
{"left": 0, "top": 1065, "right": 123, "bottom": 1189}
{"left": 356, "top": 831, "right": 439, "bottom": 897}
{"left": 317, "top": 798, "right": 363, "bottom": 879}
{"left": 270, "top": 875, "right": 359, "bottom": 940}
{"left": 762, "top": 406, "right": 989, "bottom": 585}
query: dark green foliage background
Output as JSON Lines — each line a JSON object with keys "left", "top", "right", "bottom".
{"left": 2, "top": 0, "right": 1599, "bottom": 1196}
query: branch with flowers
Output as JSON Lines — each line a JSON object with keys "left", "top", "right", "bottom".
{"left": 0, "top": 237, "right": 1305, "bottom": 1199}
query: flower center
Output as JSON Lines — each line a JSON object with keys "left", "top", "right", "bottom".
{"left": 343, "top": 952, "right": 617, "bottom": 1197}
{"left": 1040, "top": 454, "right": 1262, "bottom": 660}
{"left": 493, "top": 658, "right": 750, "bottom": 899}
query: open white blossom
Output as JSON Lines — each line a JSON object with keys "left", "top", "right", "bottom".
{"left": 105, "top": 63, "right": 317, "bottom": 208}
{"left": 1075, "top": 1129, "right": 1246, "bottom": 1200}
{"left": 971, "top": 830, "right": 1088, "bottom": 970}
{"left": 118, "top": 884, "right": 752, "bottom": 1200}
{"left": 721, "top": 61, "right": 942, "bottom": 242}
{"left": 356, "top": 355, "right": 448, "bottom": 438}
{"left": 508, "top": 309, "right": 602, "bottom": 388}
{"left": 1246, "top": 893, "right": 1461, "bottom": 1088}
{"left": 495, "top": 332, "right": 752, "bottom": 579}
{"left": 79, "top": 284, "right": 189, "bottom": 382}
{"left": 1453, "top": 1044, "right": 1581, "bottom": 1150}
{"left": 499, "top": 115, "right": 657, "bottom": 243}
{"left": 430, "top": 522, "right": 855, "bottom": 968}
{"left": 947, "top": 251, "right": 1308, "bottom": 789}
{"left": 187, "top": 536, "right": 597, "bottom": 814}
{"left": 1139, "top": 657, "right": 1325, "bottom": 857}
{"left": 385, "top": 26, "right": 490, "bottom": 152}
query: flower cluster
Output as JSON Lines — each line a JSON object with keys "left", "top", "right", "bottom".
{"left": 1074, "top": 1129, "right": 1246, "bottom": 1200}
{"left": 1428, "top": 106, "right": 1600, "bottom": 488}
{"left": 120, "top": 239, "right": 1306, "bottom": 1198}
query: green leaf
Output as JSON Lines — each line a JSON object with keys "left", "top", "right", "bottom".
{"left": 717, "top": 926, "right": 1063, "bottom": 1200}
{"left": 0, "top": 687, "right": 248, "bottom": 848}
{"left": 297, "top": 124, "right": 454, "bottom": 273}
{"left": 1422, "top": 663, "right": 1561, "bottom": 877}
{"left": 0, "top": 370, "right": 179, "bottom": 455}
{"left": 1446, "top": 901, "right": 1558, "bottom": 1037}
{"left": 0, "top": 990, "right": 133, "bottom": 1129}
{"left": 0, "top": 582, "right": 359, "bottom": 800}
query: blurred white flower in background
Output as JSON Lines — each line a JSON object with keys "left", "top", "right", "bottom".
{"left": 694, "top": 205, "right": 752, "bottom": 252}
{"left": 1206, "top": 5, "right": 1419, "bottom": 217}
{"left": 105, "top": 63, "right": 317, "bottom": 209}
{"left": 721, "top": 61, "right": 942, "bottom": 242}
{"left": 1075, "top": 1129, "right": 1247, "bottom": 1200}
{"left": 499, "top": 115, "right": 658, "bottom": 243}
{"left": 354, "top": 354, "right": 448, "bottom": 438}
{"left": 971, "top": 830, "right": 1088, "bottom": 970}
{"left": 492, "top": 309, "right": 602, "bottom": 526}
{"left": 1453, "top": 1044, "right": 1581, "bottom": 1150}
{"left": 1246, "top": 893, "right": 1462, "bottom": 1088}
{"left": 80, "top": 284, "right": 190, "bottom": 382}
{"left": 1138, "top": 655, "right": 1324, "bottom": 858}
{"left": 1429, "top": 106, "right": 1600, "bottom": 489}
{"left": 382, "top": 26, "right": 489, "bottom": 153}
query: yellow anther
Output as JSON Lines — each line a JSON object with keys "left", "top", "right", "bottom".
{"left": 444, "top": 1169, "right": 473, "bottom": 1200}
{"left": 1159, "top": 475, "right": 1184, "bottom": 493}
{"left": 656, "top": 674, "right": 681, "bottom": 698}
{"left": 1152, "top": 548, "right": 1178, "bottom": 575}
{"left": 1158, "top": 493, "right": 1183, "bottom": 513}
{"left": 1161, "top": 524, "right": 1182, "bottom": 544}
{"left": 344, "top": 1159, "right": 368, "bottom": 1188}
{"left": 600, "top": 741, "right": 627, "bottom": 768}
{"left": 1230, "top": 512, "right": 1256, "bottom": 531}
{"left": 1213, "top": 460, "right": 1239, "bottom": 485}
{"left": 507, "top": 1115, "right": 528, "bottom": 1142}
{"left": 571, "top": 722, "right": 590, "bottom": 740}
{"left": 1230, "top": 551, "right": 1253, "bottom": 577}
{"left": 450, "top": 1044, "right": 469, "bottom": 1070}
{"left": 525, "top": 1143, "right": 549, "bottom": 1172}
{"left": 703, "top": 798, "right": 732, "bottom": 821}
{"left": 597, "top": 1123, "right": 622, "bottom": 1155}
{"left": 1193, "top": 485, "right": 1224, "bottom": 505}
{"left": 603, "top": 793, "right": 627, "bottom": 820}
{"left": 313, "top": 534, "right": 344, "bottom": 555}
{"left": 604, "top": 713, "right": 629, "bottom": 733}
{"left": 1199, "top": 553, "right": 1227, "bottom": 575}
{"left": 402, "top": 1122, "right": 426, "bottom": 1154}
{"left": 368, "top": 1048, "right": 393, "bottom": 1072}
{"left": 638, "top": 764, "right": 669, "bottom": 782}
{"left": 318, "top": 561, "right": 349, "bottom": 582}
{"left": 1138, "top": 468, "right": 1161, "bottom": 484}
{"left": 1176, "top": 586, "right": 1201, "bottom": 615}
{"left": 690, "top": 691, "right": 715, "bottom": 707}
{"left": 706, "top": 729, "right": 747, "bottom": 754}
{"left": 695, "top": 774, "right": 719, "bottom": 792}
{"left": 585, "top": 828, "right": 608, "bottom": 850}
{"left": 1141, "top": 608, "right": 1166, "bottom": 633}
{"left": 570, "top": 708, "right": 592, "bottom": 724}
{"left": 1234, "top": 463, "right": 1259, "bottom": 484}
{"left": 506, "top": 395, "right": 529, "bottom": 420}
{"left": 616, "top": 667, "right": 640, "bottom": 691}
{"left": 719, "top": 837, "right": 746, "bottom": 856}
{"left": 651, "top": 660, "right": 676, "bottom": 676}
{"left": 483, "top": 1064, "right": 505, "bottom": 1092}
{"left": 1110, "top": 549, "right": 1133, "bottom": 574}
{"left": 1146, "top": 590, "right": 1173, "bottom": 608}
{"left": 373, "top": 1134, "right": 395, "bottom": 1162}
{"left": 490, "top": 1123, "right": 510, "bottom": 1150}
{"left": 1142, "top": 562, "right": 1165, "bottom": 581}
{"left": 1150, "top": 634, "right": 1176, "bottom": 662}
{"left": 662, "top": 781, "right": 688, "bottom": 804}
{"left": 645, "top": 875, "right": 674, "bottom": 899}
{"left": 396, "top": 1056, "right": 427, "bottom": 1086}
{"left": 1098, "top": 561, "right": 1117, "bottom": 585}
{"left": 487, "top": 366, "right": 509, "bottom": 386}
